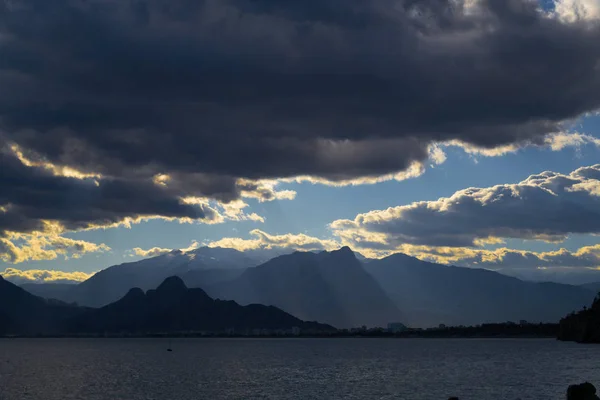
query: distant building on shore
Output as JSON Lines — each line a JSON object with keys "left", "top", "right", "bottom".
{"left": 387, "top": 322, "right": 408, "bottom": 333}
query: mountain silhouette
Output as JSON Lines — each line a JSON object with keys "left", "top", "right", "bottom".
{"left": 0, "top": 276, "right": 82, "bottom": 335}
{"left": 66, "top": 276, "right": 335, "bottom": 334}
{"left": 20, "top": 283, "right": 77, "bottom": 302}
{"left": 29, "top": 247, "right": 260, "bottom": 308}
{"left": 365, "top": 253, "right": 595, "bottom": 327}
{"left": 558, "top": 293, "right": 600, "bottom": 343}
{"left": 14, "top": 247, "right": 598, "bottom": 330}
{"left": 581, "top": 282, "right": 600, "bottom": 293}
{"left": 207, "top": 247, "right": 402, "bottom": 328}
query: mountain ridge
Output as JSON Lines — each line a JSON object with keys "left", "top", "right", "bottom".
{"left": 0, "top": 275, "right": 335, "bottom": 335}
{"left": 206, "top": 247, "right": 403, "bottom": 328}
{"left": 66, "top": 276, "right": 335, "bottom": 334}
{"left": 10, "top": 247, "right": 597, "bottom": 329}
{"left": 365, "top": 253, "right": 595, "bottom": 327}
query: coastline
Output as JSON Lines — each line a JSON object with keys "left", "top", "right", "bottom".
{"left": 0, "top": 333, "right": 559, "bottom": 340}
{"left": 0, "top": 322, "right": 561, "bottom": 339}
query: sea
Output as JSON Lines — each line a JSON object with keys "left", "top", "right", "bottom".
{"left": 0, "top": 338, "right": 598, "bottom": 400}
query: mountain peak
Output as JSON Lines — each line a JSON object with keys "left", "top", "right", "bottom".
{"left": 385, "top": 252, "right": 416, "bottom": 260}
{"left": 156, "top": 276, "right": 187, "bottom": 293}
{"left": 124, "top": 287, "right": 145, "bottom": 299}
{"left": 328, "top": 246, "right": 356, "bottom": 259}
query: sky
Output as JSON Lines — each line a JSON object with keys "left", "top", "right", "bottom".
{"left": 1, "top": 0, "right": 600, "bottom": 284}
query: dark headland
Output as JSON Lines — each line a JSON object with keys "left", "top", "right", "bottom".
{"left": 559, "top": 293, "right": 600, "bottom": 343}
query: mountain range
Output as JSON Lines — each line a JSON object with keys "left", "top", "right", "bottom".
{"left": 12, "top": 247, "right": 599, "bottom": 328}
{"left": 0, "top": 275, "right": 333, "bottom": 336}
{"left": 0, "top": 276, "right": 82, "bottom": 335}
{"left": 364, "top": 254, "right": 595, "bottom": 327}
{"left": 24, "top": 247, "right": 260, "bottom": 308}
{"left": 66, "top": 276, "right": 333, "bottom": 334}
{"left": 206, "top": 247, "right": 401, "bottom": 328}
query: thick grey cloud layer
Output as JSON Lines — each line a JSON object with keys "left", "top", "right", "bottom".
{"left": 1, "top": 0, "right": 600, "bottom": 185}
{"left": 0, "top": 146, "right": 215, "bottom": 235}
{"left": 332, "top": 165, "right": 600, "bottom": 247}
{"left": 2, "top": 0, "right": 600, "bottom": 236}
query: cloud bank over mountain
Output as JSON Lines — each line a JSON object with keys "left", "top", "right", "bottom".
{"left": 331, "top": 165, "right": 600, "bottom": 248}
{"left": 2, "top": 0, "right": 600, "bottom": 274}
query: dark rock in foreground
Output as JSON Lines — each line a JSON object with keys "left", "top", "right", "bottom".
{"left": 567, "top": 382, "right": 600, "bottom": 400}
{"left": 443, "top": 383, "right": 600, "bottom": 400}
{"left": 558, "top": 294, "right": 600, "bottom": 343}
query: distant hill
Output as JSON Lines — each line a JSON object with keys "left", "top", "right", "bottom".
{"left": 581, "top": 282, "right": 600, "bottom": 294}
{"left": 365, "top": 253, "right": 596, "bottom": 327}
{"left": 26, "top": 247, "right": 261, "bottom": 307}
{"left": 66, "top": 277, "right": 334, "bottom": 334}
{"left": 0, "top": 276, "right": 83, "bottom": 335}
{"left": 20, "top": 283, "right": 77, "bottom": 302}
{"left": 207, "top": 247, "right": 402, "bottom": 328}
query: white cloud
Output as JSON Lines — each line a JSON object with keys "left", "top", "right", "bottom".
{"left": 129, "top": 240, "right": 202, "bottom": 258}
{"left": 331, "top": 164, "right": 600, "bottom": 249}
{"left": 220, "top": 200, "right": 266, "bottom": 223}
{"left": 554, "top": 0, "right": 600, "bottom": 22}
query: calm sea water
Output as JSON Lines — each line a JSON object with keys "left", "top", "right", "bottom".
{"left": 0, "top": 338, "right": 598, "bottom": 399}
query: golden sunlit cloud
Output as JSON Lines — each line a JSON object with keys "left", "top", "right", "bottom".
{"left": 152, "top": 173, "right": 171, "bottom": 187}
{"left": 131, "top": 246, "right": 173, "bottom": 258}
{"left": 129, "top": 240, "right": 202, "bottom": 258}
{"left": 0, "top": 233, "right": 110, "bottom": 264}
{"left": 283, "top": 162, "right": 427, "bottom": 187}
{"left": 237, "top": 179, "right": 297, "bottom": 202}
{"left": 10, "top": 143, "right": 102, "bottom": 180}
{"left": 443, "top": 132, "right": 600, "bottom": 159}
{"left": 392, "top": 244, "right": 600, "bottom": 271}
{"left": 553, "top": 0, "right": 600, "bottom": 22}
{"left": 208, "top": 229, "right": 341, "bottom": 252}
{"left": 1, "top": 268, "right": 94, "bottom": 283}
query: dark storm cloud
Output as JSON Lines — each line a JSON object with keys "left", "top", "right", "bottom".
{"left": 331, "top": 165, "right": 600, "bottom": 248}
{"left": 1, "top": 0, "right": 599, "bottom": 184}
{"left": 0, "top": 146, "right": 216, "bottom": 235}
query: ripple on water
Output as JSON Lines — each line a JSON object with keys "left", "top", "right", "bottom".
{"left": 0, "top": 338, "right": 598, "bottom": 400}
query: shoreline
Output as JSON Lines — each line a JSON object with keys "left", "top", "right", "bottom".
{"left": 1, "top": 322, "right": 562, "bottom": 340}
{"left": 0, "top": 334, "right": 559, "bottom": 339}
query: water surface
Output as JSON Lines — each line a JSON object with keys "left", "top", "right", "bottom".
{"left": 0, "top": 338, "right": 598, "bottom": 399}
